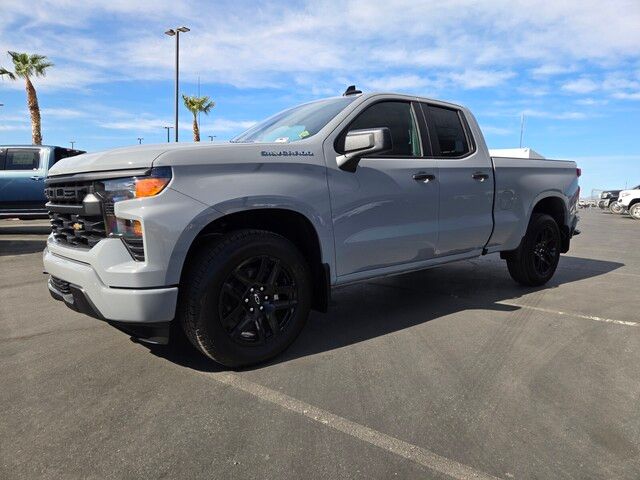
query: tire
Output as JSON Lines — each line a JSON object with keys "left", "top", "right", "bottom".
{"left": 609, "top": 202, "right": 623, "bottom": 214}
{"left": 506, "top": 213, "right": 561, "bottom": 286}
{"left": 178, "top": 229, "right": 312, "bottom": 368}
{"left": 629, "top": 203, "right": 640, "bottom": 220}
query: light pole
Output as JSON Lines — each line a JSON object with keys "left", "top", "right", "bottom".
{"left": 137, "top": 137, "right": 143, "bottom": 144}
{"left": 163, "top": 126, "right": 173, "bottom": 143}
{"left": 164, "top": 26, "right": 190, "bottom": 143}
{"left": 208, "top": 135, "right": 216, "bottom": 142}
{"left": 70, "top": 140, "right": 76, "bottom": 149}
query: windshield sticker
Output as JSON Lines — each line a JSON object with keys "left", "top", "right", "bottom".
{"left": 298, "top": 130, "right": 310, "bottom": 139}
{"left": 261, "top": 150, "right": 315, "bottom": 157}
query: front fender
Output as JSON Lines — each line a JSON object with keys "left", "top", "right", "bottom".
{"left": 164, "top": 197, "right": 335, "bottom": 286}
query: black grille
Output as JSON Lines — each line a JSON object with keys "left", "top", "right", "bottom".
{"left": 123, "top": 237, "right": 145, "bottom": 261}
{"left": 45, "top": 184, "right": 90, "bottom": 204}
{"left": 49, "top": 212, "right": 106, "bottom": 247}
{"left": 50, "top": 276, "right": 71, "bottom": 294}
{"left": 45, "top": 182, "right": 107, "bottom": 248}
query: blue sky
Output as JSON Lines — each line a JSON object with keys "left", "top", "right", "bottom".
{"left": 1, "top": 0, "right": 639, "bottom": 195}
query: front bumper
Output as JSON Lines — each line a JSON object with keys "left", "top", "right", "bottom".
{"left": 44, "top": 247, "right": 178, "bottom": 324}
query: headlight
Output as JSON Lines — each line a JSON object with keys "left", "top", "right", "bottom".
{"left": 601, "top": 192, "right": 609, "bottom": 198}
{"left": 95, "top": 166, "right": 171, "bottom": 236}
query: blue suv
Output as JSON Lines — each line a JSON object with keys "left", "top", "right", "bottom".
{"left": 0, "top": 145, "right": 84, "bottom": 219}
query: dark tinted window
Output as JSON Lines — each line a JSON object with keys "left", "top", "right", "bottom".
{"left": 52, "top": 147, "right": 84, "bottom": 166}
{"left": 5, "top": 149, "right": 41, "bottom": 170}
{"left": 345, "top": 101, "right": 421, "bottom": 157}
{"left": 427, "top": 105, "right": 470, "bottom": 157}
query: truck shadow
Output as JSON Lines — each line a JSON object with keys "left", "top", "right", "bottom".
{"left": 147, "top": 254, "right": 625, "bottom": 372}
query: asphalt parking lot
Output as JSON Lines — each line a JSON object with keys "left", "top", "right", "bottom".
{"left": 1, "top": 210, "right": 639, "bottom": 480}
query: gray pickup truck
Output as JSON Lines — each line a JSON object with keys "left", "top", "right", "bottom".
{"left": 43, "top": 89, "right": 580, "bottom": 367}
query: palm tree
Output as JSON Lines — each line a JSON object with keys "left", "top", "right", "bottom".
{"left": 182, "top": 94, "right": 215, "bottom": 142}
{"left": 0, "top": 52, "right": 54, "bottom": 145}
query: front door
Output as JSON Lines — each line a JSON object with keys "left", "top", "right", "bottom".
{"left": 325, "top": 100, "right": 439, "bottom": 278}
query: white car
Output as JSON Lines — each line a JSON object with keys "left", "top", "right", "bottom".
{"left": 617, "top": 186, "right": 640, "bottom": 219}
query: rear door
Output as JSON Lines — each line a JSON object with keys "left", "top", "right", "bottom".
{"left": 0, "top": 147, "right": 46, "bottom": 211}
{"left": 420, "top": 104, "right": 493, "bottom": 256}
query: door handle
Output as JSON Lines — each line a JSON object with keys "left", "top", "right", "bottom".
{"left": 413, "top": 172, "right": 436, "bottom": 183}
{"left": 472, "top": 172, "right": 489, "bottom": 182}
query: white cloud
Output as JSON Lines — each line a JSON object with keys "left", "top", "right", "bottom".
{"left": 481, "top": 125, "right": 513, "bottom": 135}
{"left": 363, "top": 74, "right": 432, "bottom": 92}
{"left": 611, "top": 91, "right": 640, "bottom": 100}
{"left": 41, "top": 108, "right": 87, "bottom": 118}
{"left": 531, "top": 64, "right": 576, "bottom": 77}
{"left": 1, "top": 0, "right": 639, "bottom": 93}
{"left": 522, "top": 109, "right": 589, "bottom": 120}
{"left": 562, "top": 78, "right": 599, "bottom": 94}
{"left": 448, "top": 70, "right": 516, "bottom": 89}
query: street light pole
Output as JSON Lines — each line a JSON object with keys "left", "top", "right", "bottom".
{"left": 165, "top": 26, "right": 190, "bottom": 143}
{"left": 163, "top": 126, "right": 173, "bottom": 143}
{"left": 70, "top": 140, "right": 75, "bottom": 149}
{"left": 208, "top": 135, "right": 215, "bottom": 142}
{"left": 137, "top": 137, "right": 143, "bottom": 144}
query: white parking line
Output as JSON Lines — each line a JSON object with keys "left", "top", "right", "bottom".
{"left": 498, "top": 302, "right": 638, "bottom": 327}
{"left": 210, "top": 372, "right": 502, "bottom": 480}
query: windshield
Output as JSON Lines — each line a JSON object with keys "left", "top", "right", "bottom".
{"left": 232, "top": 97, "right": 357, "bottom": 143}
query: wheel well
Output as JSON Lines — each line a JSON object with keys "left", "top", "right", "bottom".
{"left": 181, "top": 208, "right": 330, "bottom": 312}
{"left": 532, "top": 196, "right": 568, "bottom": 252}
{"left": 629, "top": 198, "right": 640, "bottom": 207}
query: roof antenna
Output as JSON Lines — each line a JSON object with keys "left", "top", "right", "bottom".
{"left": 343, "top": 85, "right": 362, "bottom": 96}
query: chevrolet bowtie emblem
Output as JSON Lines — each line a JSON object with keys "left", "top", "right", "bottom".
{"left": 72, "top": 222, "right": 83, "bottom": 231}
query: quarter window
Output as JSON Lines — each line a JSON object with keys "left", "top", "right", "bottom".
{"left": 427, "top": 105, "right": 470, "bottom": 157}
{"left": 343, "top": 101, "right": 421, "bottom": 157}
{"left": 5, "top": 149, "right": 41, "bottom": 170}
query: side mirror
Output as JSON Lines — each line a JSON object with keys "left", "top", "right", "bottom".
{"left": 336, "top": 127, "right": 392, "bottom": 172}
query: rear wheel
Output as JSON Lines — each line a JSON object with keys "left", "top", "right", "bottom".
{"left": 178, "top": 230, "right": 311, "bottom": 368}
{"left": 506, "top": 213, "right": 561, "bottom": 286}
{"left": 629, "top": 203, "right": 640, "bottom": 220}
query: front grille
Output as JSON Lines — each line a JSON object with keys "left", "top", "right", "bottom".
{"left": 50, "top": 276, "right": 71, "bottom": 295}
{"left": 45, "top": 184, "right": 90, "bottom": 204}
{"left": 49, "top": 211, "right": 106, "bottom": 247}
{"left": 45, "top": 181, "right": 107, "bottom": 248}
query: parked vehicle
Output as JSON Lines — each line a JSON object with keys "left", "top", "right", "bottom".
{"left": 598, "top": 189, "right": 622, "bottom": 213}
{"left": 0, "top": 145, "right": 85, "bottom": 219}
{"left": 43, "top": 89, "right": 580, "bottom": 367}
{"left": 616, "top": 186, "right": 640, "bottom": 220}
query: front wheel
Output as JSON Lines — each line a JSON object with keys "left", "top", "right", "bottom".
{"left": 178, "top": 230, "right": 312, "bottom": 368}
{"left": 629, "top": 203, "right": 640, "bottom": 220}
{"left": 609, "top": 202, "right": 623, "bottom": 214}
{"left": 506, "top": 213, "right": 561, "bottom": 286}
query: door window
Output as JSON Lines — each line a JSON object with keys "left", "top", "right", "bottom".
{"left": 5, "top": 149, "right": 41, "bottom": 170}
{"left": 426, "top": 105, "right": 471, "bottom": 157}
{"left": 341, "top": 101, "right": 421, "bottom": 157}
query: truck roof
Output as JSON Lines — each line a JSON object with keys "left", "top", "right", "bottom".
{"left": 0, "top": 145, "right": 86, "bottom": 154}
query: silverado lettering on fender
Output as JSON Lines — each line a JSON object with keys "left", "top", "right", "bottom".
{"left": 43, "top": 89, "right": 580, "bottom": 367}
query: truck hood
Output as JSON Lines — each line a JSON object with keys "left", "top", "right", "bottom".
{"left": 47, "top": 143, "right": 211, "bottom": 176}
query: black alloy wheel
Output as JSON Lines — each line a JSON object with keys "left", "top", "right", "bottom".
{"left": 531, "top": 224, "right": 559, "bottom": 277}
{"left": 179, "top": 229, "right": 311, "bottom": 368}
{"left": 219, "top": 255, "right": 298, "bottom": 345}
